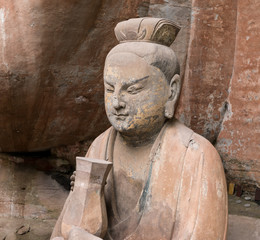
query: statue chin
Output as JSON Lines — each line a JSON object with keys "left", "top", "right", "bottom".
{"left": 108, "top": 113, "right": 166, "bottom": 141}
{"left": 109, "top": 119, "right": 131, "bottom": 133}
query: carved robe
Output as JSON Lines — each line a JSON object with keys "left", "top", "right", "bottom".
{"left": 51, "top": 119, "right": 227, "bottom": 239}
{"left": 86, "top": 119, "right": 228, "bottom": 240}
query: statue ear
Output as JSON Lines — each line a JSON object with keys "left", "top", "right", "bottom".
{"left": 164, "top": 74, "right": 181, "bottom": 119}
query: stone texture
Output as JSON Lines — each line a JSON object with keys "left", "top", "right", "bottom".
{"left": 174, "top": 0, "right": 259, "bottom": 191}
{"left": 3, "top": 232, "right": 17, "bottom": 240}
{"left": 176, "top": 0, "right": 237, "bottom": 142}
{"left": 0, "top": 0, "right": 258, "bottom": 200}
{"left": 2, "top": 213, "right": 258, "bottom": 240}
{"left": 0, "top": 0, "right": 157, "bottom": 152}
{"left": 51, "top": 0, "right": 192, "bottom": 166}
{"left": 51, "top": 140, "right": 92, "bottom": 166}
{"left": 149, "top": 0, "right": 191, "bottom": 76}
{"left": 0, "top": 154, "right": 69, "bottom": 220}
{"left": 0, "top": 217, "right": 57, "bottom": 240}
{"left": 0, "top": 0, "right": 192, "bottom": 152}
{"left": 16, "top": 225, "right": 30, "bottom": 235}
{"left": 215, "top": 0, "right": 260, "bottom": 191}
{"left": 228, "top": 215, "right": 260, "bottom": 240}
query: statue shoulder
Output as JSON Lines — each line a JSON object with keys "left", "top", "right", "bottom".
{"left": 190, "top": 132, "right": 222, "bottom": 164}
{"left": 85, "top": 127, "right": 114, "bottom": 159}
{"left": 167, "top": 119, "right": 223, "bottom": 167}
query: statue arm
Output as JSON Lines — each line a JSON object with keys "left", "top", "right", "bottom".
{"left": 172, "top": 134, "right": 228, "bottom": 240}
{"left": 50, "top": 191, "right": 72, "bottom": 239}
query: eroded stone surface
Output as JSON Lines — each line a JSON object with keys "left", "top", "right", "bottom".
{"left": 176, "top": 0, "right": 237, "bottom": 142}
{"left": 0, "top": 0, "right": 191, "bottom": 152}
{"left": 215, "top": 0, "right": 260, "bottom": 191}
{"left": 173, "top": 0, "right": 259, "bottom": 191}
{"left": 228, "top": 215, "right": 260, "bottom": 240}
{"left": 0, "top": 0, "right": 144, "bottom": 152}
{"left": 0, "top": 154, "right": 68, "bottom": 220}
{"left": 45, "top": 0, "right": 259, "bottom": 194}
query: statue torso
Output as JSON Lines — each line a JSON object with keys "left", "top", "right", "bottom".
{"left": 85, "top": 119, "right": 227, "bottom": 240}
{"left": 112, "top": 134, "right": 153, "bottom": 220}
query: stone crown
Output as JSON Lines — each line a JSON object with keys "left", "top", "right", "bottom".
{"left": 114, "top": 17, "right": 180, "bottom": 47}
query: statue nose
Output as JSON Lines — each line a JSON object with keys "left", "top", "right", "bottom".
{"left": 112, "top": 96, "right": 126, "bottom": 109}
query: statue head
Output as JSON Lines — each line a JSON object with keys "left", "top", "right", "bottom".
{"left": 104, "top": 18, "right": 181, "bottom": 142}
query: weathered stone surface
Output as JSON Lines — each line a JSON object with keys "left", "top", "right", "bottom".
{"left": 3, "top": 232, "right": 17, "bottom": 240}
{"left": 60, "top": 157, "right": 112, "bottom": 239}
{"left": 51, "top": 140, "right": 92, "bottom": 166}
{"left": 0, "top": 0, "right": 159, "bottom": 152}
{"left": 16, "top": 224, "right": 30, "bottom": 235}
{"left": 215, "top": 0, "right": 260, "bottom": 191}
{"left": 0, "top": 0, "right": 258, "bottom": 196}
{"left": 176, "top": 0, "right": 237, "bottom": 142}
{"left": 228, "top": 215, "right": 260, "bottom": 240}
{"left": 0, "top": 217, "right": 57, "bottom": 240}
{"left": 0, "top": 0, "right": 192, "bottom": 152}
{"left": 172, "top": 0, "right": 259, "bottom": 191}
{"left": 0, "top": 154, "right": 69, "bottom": 220}
{"left": 148, "top": 0, "right": 191, "bottom": 76}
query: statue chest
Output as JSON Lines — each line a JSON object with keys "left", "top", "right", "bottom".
{"left": 104, "top": 166, "right": 176, "bottom": 240}
{"left": 104, "top": 153, "right": 179, "bottom": 240}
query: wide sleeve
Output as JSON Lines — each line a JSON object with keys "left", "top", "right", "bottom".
{"left": 85, "top": 127, "right": 112, "bottom": 159}
{"left": 172, "top": 133, "right": 228, "bottom": 240}
{"left": 50, "top": 128, "right": 112, "bottom": 239}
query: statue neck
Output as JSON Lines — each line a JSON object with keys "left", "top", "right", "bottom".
{"left": 117, "top": 127, "right": 163, "bottom": 147}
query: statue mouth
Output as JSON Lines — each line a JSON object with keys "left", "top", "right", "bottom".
{"left": 113, "top": 113, "right": 129, "bottom": 121}
{"left": 115, "top": 116, "right": 127, "bottom": 121}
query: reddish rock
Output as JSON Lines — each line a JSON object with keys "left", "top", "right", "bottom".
{"left": 176, "top": 0, "right": 238, "bottom": 142}
{"left": 51, "top": 140, "right": 92, "bottom": 166}
{"left": 171, "top": 0, "right": 259, "bottom": 192}
{"left": 0, "top": 0, "right": 258, "bottom": 192}
{"left": 216, "top": 0, "right": 260, "bottom": 191}
{"left": 0, "top": 0, "right": 149, "bottom": 152}
{"left": 0, "top": 0, "right": 191, "bottom": 152}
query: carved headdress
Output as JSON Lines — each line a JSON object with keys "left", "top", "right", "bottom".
{"left": 114, "top": 18, "right": 180, "bottom": 46}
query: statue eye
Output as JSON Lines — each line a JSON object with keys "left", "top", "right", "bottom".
{"left": 105, "top": 85, "right": 114, "bottom": 93}
{"left": 127, "top": 84, "right": 143, "bottom": 94}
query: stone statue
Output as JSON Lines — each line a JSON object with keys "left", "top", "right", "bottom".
{"left": 51, "top": 17, "right": 228, "bottom": 240}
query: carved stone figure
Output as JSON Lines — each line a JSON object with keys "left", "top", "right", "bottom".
{"left": 51, "top": 17, "right": 228, "bottom": 240}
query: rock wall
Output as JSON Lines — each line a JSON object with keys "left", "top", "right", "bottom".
{"left": 0, "top": 0, "right": 191, "bottom": 153}
{"left": 0, "top": 0, "right": 144, "bottom": 151}
{"left": 0, "top": 0, "right": 259, "bottom": 190}
{"left": 0, "top": 153, "right": 70, "bottom": 238}
{"left": 215, "top": 0, "right": 260, "bottom": 191}
{"left": 176, "top": 0, "right": 259, "bottom": 191}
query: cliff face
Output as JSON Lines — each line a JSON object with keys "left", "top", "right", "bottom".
{"left": 0, "top": 0, "right": 259, "bottom": 189}
{"left": 176, "top": 0, "right": 260, "bottom": 191}
{"left": 0, "top": 0, "right": 190, "bottom": 152}
{"left": 214, "top": 0, "right": 260, "bottom": 190}
{"left": 0, "top": 0, "right": 141, "bottom": 152}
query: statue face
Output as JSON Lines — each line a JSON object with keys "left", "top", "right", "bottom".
{"left": 104, "top": 53, "right": 169, "bottom": 138}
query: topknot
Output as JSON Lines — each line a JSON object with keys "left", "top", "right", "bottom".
{"left": 114, "top": 18, "right": 180, "bottom": 47}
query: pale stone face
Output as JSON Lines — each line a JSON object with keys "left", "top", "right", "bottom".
{"left": 104, "top": 52, "right": 169, "bottom": 138}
